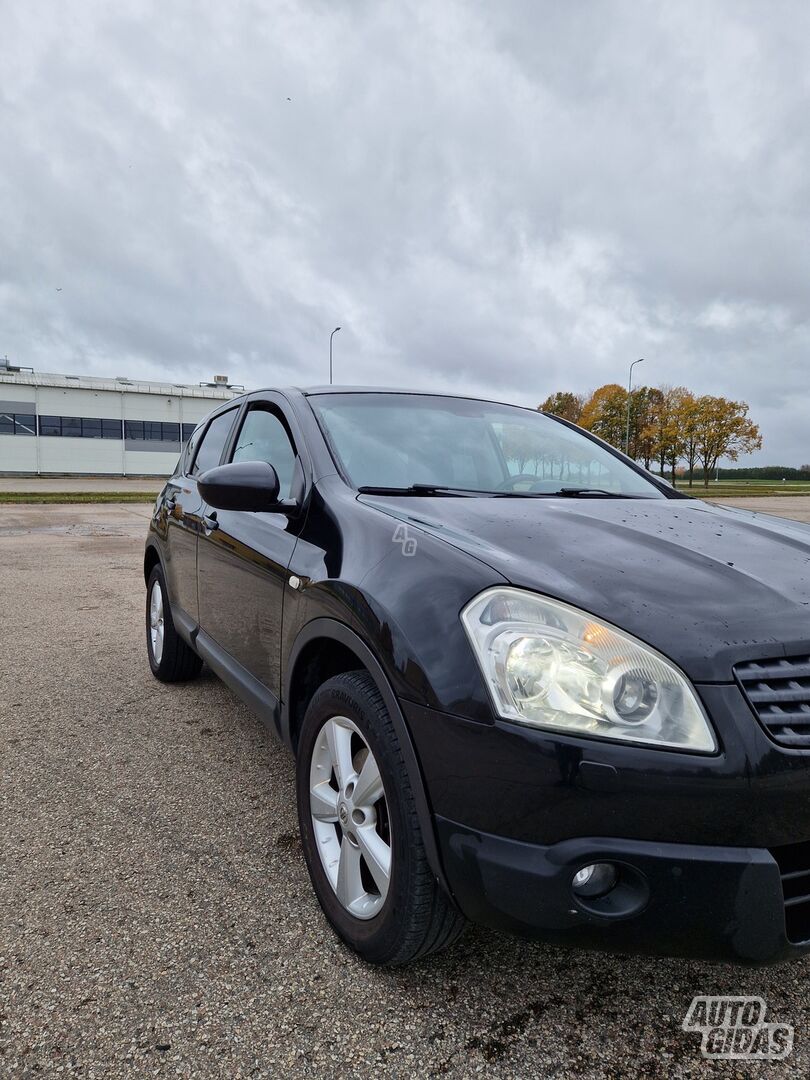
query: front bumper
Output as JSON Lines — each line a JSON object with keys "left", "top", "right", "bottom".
{"left": 437, "top": 819, "right": 810, "bottom": 964}
{"left": 403, "top": 688, "right": 810, "bottom": 964}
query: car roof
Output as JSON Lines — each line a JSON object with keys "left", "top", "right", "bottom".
{"left": 202, "top": 387, "right": 551, "bottom": 429}
{"left": 299, "top": 386, "right": 499, "bottom": 399}
{"left": 278, "top": 386, "right": 540, "bottom": 412}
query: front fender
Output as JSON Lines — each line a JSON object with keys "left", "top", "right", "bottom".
{"left": 281, "top": 617, "right": 455, "bottom": 898}
{"left": 284, "top": 483, "right": 504, "bottom": 722}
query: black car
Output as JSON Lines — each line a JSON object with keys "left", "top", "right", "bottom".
{"left": 144, "top": 388, "right": 810, "bottom": 966}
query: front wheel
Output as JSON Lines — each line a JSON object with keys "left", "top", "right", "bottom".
{"left": 296, "top": 670, "right": 465, "bottom": 966}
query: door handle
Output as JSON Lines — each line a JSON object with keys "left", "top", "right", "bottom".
{"left": 202, "top": 511, "right": 219, "bottom": 532}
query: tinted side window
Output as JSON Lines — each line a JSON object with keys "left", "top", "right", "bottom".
{"left": 39, "top": 415, "right": 61, "bottom": 436}
{"left": 192, "top": 409, "right": 237, "bottom": 476}
{"left": 82, "top": 418, "right": 102, "bottom": 439}
{"left": 15, "top": 414, "right": 36, "bottom": 435}
{"left": 183, "top": 429, "right": 200, "bottom": 472}
{"left": 231, "top": 407, "right": 296, "bottom": 498}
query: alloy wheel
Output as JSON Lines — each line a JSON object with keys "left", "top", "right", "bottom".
{"left": 309, "top": 715, "right": 392, "bottom": 919}
{"left": 149, "top": 580, "right": 165, "bottom": 664}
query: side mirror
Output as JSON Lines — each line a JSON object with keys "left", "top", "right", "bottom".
{"left": 198, "top": 460, "right": 293, "bottom": 513}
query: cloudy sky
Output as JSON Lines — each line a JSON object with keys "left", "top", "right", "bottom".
{"left": 2, "top": 1, "right": 809, "bottom": 463}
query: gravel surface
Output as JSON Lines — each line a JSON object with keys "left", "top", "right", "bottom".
{"left": 1, "top": 503, "right": 809, "bottom": 1078}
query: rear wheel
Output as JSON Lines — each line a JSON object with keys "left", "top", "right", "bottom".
{"left": 296, "top": 670, "right": 466, "bottom": 965}
{"left": 146, "top": 565, "right": 202, "bottom": 682}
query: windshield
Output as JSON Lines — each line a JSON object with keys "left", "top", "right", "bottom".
{"left": 309, "top": 393, "right": 665, "bottom": 498}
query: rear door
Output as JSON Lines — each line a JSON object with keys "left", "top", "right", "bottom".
{"left": 197, "top": 394, "right": 307, "bottom": 698}
{"left": 163, "top": 406, "right": 241, "bottom": 626}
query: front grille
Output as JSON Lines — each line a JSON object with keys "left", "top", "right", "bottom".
{"left": 771, "top": 841, "right": 810, "bottom": 943}
{"left": 734, "top": 655, "right": 810, "bottom": 748}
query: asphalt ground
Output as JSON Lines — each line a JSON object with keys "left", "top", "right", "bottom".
{"left": 2, "top": 502, "right": 810, "bottom": 1078}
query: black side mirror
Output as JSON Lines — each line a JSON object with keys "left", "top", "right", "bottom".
{"left": 198, "top": 460, "right": 293, "bottom": 513}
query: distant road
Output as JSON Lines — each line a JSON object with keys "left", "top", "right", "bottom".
{"left": 1, "top": 477, "right": 810, "bottom": 524}
{"left": 709, "top": 495, "right": 810, "bottom": 524}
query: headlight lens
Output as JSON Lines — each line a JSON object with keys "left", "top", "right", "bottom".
{"left": 461, "top": 588, "right": 716, "bottom": 752}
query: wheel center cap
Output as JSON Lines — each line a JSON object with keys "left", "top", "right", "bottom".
{"left": 338, "top": 802, "right": 349, "bottom": 826}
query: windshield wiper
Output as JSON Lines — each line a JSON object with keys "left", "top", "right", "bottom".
{"left": 493, "top": 487, "right": 646, "bottom": 499}
{"left": 358, "top": 484, "right": 649, "bottom": 499}
{"left": 357, "top": 484, "right": 478, "bottom": 497}
{"left": 552, "top": 488, "right": 646, "bottom": 498}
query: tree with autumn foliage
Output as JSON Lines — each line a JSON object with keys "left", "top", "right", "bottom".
{"left": 577, "top": 384, "right": 628, "bottom": 449}
{"left": 629, "top": 386, "right": 662, "bottom": 468}
{"left": 539, "top": 382, "right": 762, "bottom": 482}
{"left": 539, "top": 391, "right": 585, "bottom": 424}
{"left": 676, "top": 391, "right": 702, "bottom": 487}
{"left": 692, "top": 396, "right": 762, "bottom": 488}
{"left": 641, "top": 385, "right": 687, "bottom": 481}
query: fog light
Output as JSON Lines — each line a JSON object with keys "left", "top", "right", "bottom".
{"left": 571, "top": 862, "right": 618, "bottom": 898}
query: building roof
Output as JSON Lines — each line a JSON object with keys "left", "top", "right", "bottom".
{"left": 0, "top": 368, "right": 243, "bottom": 400}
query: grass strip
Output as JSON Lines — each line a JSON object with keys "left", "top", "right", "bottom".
{"left": 676, "top": 487, "right": 810, "bottom": 498}
{"left": 0, "top": 492, "right": 158, "bottom": 504}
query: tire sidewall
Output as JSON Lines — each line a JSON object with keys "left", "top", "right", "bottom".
{"left": 146, "top": 566, "right": 167, "bottom": 676}
{"left": 296, "top": 677, "right": 415, "bottom": 960}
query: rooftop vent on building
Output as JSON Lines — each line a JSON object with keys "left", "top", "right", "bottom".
{"left": 198, "top": 374, "right": 244, "bottom": 391}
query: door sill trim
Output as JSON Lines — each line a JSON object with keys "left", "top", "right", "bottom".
{"left": 195, "top": 629, "right": 282, "bottom": 735}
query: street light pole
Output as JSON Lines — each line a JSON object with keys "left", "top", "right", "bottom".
{"left": 625, "top": 358, "right": 644, "bottom": 456}
{"left": 329, "top": 326, "right": 341, "bottom": 385}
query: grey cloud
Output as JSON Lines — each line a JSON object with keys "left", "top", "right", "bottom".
{"left": 1, "top": 0, "right": 808, "bottom": 461}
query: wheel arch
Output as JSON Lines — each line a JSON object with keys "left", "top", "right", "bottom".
{"left": 144, "top": 541, "right": 162, "bottom": 585}
{"left": 282, "top": 618, "right": 454, "bottom": 900}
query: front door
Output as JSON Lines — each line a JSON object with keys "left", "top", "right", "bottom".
{"left": 197, "top": 400, "right": 303, "bottom": 698}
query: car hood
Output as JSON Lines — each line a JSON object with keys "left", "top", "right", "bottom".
{"left": 363, "top": 495, "right": 810, "bottom": 681}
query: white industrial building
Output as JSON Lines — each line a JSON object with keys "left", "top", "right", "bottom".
{"left": 0, "top": 364, "right": 244, "bottom": 476}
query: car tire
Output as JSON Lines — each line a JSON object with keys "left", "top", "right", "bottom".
{"left": 296, "top": 670, "right": 466, "bottom": 966}
{"left": 146, "top": 564, "right": 203, "bottom": 682}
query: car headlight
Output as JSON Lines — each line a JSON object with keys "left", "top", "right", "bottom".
{"left": 461, "top": 588, "right": 716, "bottom": 752}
